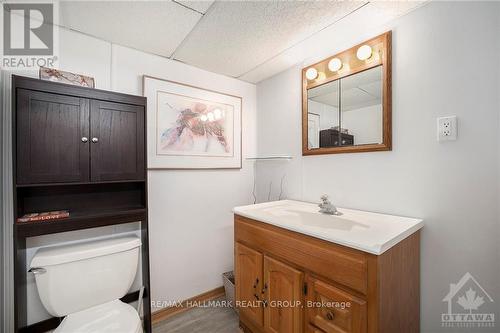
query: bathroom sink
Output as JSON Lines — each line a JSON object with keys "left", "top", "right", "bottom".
{"left": 233, "top": 200, "right": 423, "bottom": 255}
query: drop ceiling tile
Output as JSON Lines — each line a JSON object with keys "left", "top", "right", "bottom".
{"left": 59, "top": 1, "right": 202, "bottom": 57}
{"left": 177, "top": 0, "right": 214, "bottom": 14}
{"left": 173, "top": 1, "right": 364, "bottom": 77}
{"left": 240, "top": 1, "right": 428, "bottom": 83}
{"left": 359, "top": 81, "right": 382, "bottom": 99}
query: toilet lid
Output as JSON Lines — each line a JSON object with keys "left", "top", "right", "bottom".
{"left": 55, "top": 300, "right": 142, "bottom": 333}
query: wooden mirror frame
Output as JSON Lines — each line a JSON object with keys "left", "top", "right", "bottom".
{"left": 302, "top": 31, "right": 392, "bottom": 155}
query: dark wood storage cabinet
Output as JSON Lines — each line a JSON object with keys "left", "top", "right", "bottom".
{"left": 16, "top": 89, "right": 90, "bottom": 184}
{"left": 16, "top": 90, "right": 145, "bottom": 184}
{"left": 11, "top": 75, "right": 152, "bottom": 333}
{"left": 319, "top": 129, "right": 354, "bottom": 148}
{"left": 89, "top": 100, "right": 145, "bottom": 182}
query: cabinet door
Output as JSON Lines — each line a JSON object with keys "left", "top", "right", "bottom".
{"left": 307, "top": 324, "right": 326, "bottom": 333}
{"left": 16, "top": 89, "right": 89, "bottom": 184}
{"left": 90, "top": 100, "right": 145, "bottom": 181}
{"left": 263, "top": 256, "right": 303, "bottom": 333}
{"left": 306, "top": 276, "right": 367, "bottom": 333}
{"left": 235, "top": 242, "right": 263, "bottom": 327}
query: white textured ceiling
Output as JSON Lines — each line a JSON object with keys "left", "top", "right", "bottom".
{"left": 57, "top": 0, "right": 427, "bottom": 83}
{"left": 59, "top": 1, "right": 210, "bottom": 57}
{"left": 172, "top": 1, "right": 364, "bottom": 77}
{"left": 177, "top": 0, "right": 213, "bottom": 14}
{"left": 310, "top": 66, "right": 382, "bottom": 111}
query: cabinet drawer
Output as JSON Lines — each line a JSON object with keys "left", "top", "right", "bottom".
{"left": 306, "top": 277, "right": 367, "bottom": 333}
{"left": 235, "top": 216, "right": 367, "bottom": 294}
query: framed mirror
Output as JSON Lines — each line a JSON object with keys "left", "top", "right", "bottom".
{"left": 302, "top": 32, "right": 391, "bottom": 155}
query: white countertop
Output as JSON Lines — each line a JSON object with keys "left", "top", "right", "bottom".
{"left": 233, "top": 200, "right": 423, "bottom": 255}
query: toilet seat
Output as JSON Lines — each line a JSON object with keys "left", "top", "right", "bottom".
{"left": 55, "top": 300, "right": 142, "bottom": 333}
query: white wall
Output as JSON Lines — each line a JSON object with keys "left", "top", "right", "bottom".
{"left": 109, "top": 44, "right": 257, "bottom": 310}
{"left": 342, "top": 104, "right": 382, "bottom": 145}
{"left": 19, "top": 24, "right": 256, "bottom": 324}
{"left": 256, "top": 2, "right": 500, "bottom": 332}
{"left": 308, "top": 100, "right": 338, "bottom": 130}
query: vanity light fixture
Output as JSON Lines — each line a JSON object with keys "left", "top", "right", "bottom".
{"left": 305, "top": 67, "right": 318, "bottom": 80}
{"left": 356, "top": 44, "right": 372, "bottom": 61}
{"left": 328, "top": 58, "right": 343, "bottom": 72}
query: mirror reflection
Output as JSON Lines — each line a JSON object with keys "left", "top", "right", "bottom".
{"left": 307, "top": 80, "right": 339, "bottom": 149}
{"left": 307, "top": 66, "right": 382, "bottom": 149}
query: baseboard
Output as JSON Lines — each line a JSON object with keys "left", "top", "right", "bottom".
{"left": 151, "top": 286, "right": 226, "bottom": 324}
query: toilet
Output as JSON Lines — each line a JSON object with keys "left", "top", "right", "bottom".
{"left": 29, "top": 236, "right": 143, "bottom": 333}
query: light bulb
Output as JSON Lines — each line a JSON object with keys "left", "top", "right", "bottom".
{"left": 200, "top": 114, "right": 208, "bottom": 122}
{"left": 305, "top": 67, "right": 318, "bottom": 80}
{"left": 356, "top": 45, "right": 372, "bottom": 61}
{"left": 213, "top": 108, "right": 222, "bottom": 120}
{"left": 328, "top": 58, "right": 342, "bottom": 72}
{"left": 207, "top": 112, "right": 215, "bottom": 122}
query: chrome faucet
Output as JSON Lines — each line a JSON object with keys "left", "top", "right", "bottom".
{"left": 318, "top": 195, "right": 340, "bottom": 215}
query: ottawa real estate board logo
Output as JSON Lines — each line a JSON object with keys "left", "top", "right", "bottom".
{"left": 2, "top": 2, "right": 58, "bottom": 69}
{"left": 442, "top": 272, "right": 495, "bottom": 329}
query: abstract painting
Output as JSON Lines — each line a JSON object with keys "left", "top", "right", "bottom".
{"left": 39, "top": 67, "right": 95, "bottom": 88}
{"left": 143, "top": 76, "right": 242, "bottom": 169}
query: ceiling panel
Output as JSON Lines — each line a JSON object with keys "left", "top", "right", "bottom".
{"left": 239, "top": 1, "right": 427, "bottom": 83}
{"left": 59, "top": 1, "right": 202, "bottom": 58}
{"left": 173, "top": 1, "right": 365, "bottom": 77}
{"left": 177, "top": 0, "right": 214, "bottom": 14}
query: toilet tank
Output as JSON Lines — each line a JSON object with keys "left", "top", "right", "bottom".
{"left": 30, "top": 236, "right": 141, "bottom": 317}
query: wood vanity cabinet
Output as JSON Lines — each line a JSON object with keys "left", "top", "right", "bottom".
{"left": 235, "top": 215, "right": 420, "bottom": 333}
{"left": 236, "top": 243, "right": 304, "bottom": 333}
{"left": 236, "top": 243, "right": 264, "bottom": 326}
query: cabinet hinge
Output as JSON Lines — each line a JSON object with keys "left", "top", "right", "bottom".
{"left": 303, "top": 282, "right": 308, "bottom": 295}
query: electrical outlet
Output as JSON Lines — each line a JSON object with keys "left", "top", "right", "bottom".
{"left": 437, "top": 116, "right": 457, "bottom": 142}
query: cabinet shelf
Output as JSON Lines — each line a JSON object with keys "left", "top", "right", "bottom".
{"left": 16, "top": 179, "right": 146, "bottom": 188}
{"left": 16, "top": 207, "right": 147, "bottom": 238}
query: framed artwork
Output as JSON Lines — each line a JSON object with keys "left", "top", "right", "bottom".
{"left": 143, "top": 76, "right": 242, "bottom": 169}
{"left": 39, "top": 67, "right": 95, "bottom": 88}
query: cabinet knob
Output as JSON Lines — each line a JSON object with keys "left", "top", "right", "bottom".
{"left": 91, "top": 137, "right": 99, "bottom": 143}
{"left": 81, "top": 137, "right": 88, "bottom": 143}
{"left": 326, "top": 311, "right": 335, "bottom": 321}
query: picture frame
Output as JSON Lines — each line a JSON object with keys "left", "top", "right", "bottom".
{"left": 143, "top": 75, "right": 242, "bottom": 169}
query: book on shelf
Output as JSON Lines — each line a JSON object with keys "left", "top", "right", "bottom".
{"left": 17, "top": 210, "right": 70, "bottom": 223}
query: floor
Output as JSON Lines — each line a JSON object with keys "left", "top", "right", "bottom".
{"left": 152, "top": 299, "right": 241, "bottom": 333}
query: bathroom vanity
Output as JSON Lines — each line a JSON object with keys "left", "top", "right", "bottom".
{"left": 233, "top": 200, "right": 423, "bottom": 333}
